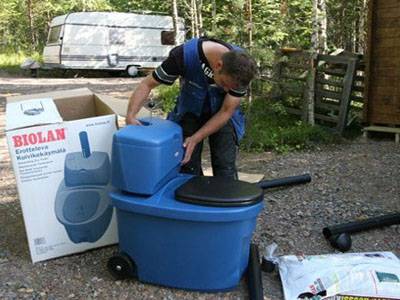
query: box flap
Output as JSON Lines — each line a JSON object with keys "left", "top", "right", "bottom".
{"left": 94, "top": 94, "right": 128, "bottom": 116}
{"left": 6, "top": 98, "right": 63, "bottom": 131}
{"left": 6, "top": 88, "right": 93, "bottom": 103}
{"left": 95, "top": 93, "right": 151, "bottom": 118}
{"left": 6, "top": 88, "right": 151, "bottom": 125}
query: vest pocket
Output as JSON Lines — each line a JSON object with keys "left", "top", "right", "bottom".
{"left": 186, "top": 80, "right": 203, "bottom": 89}
{"left": 179, "top": 81, "right": 206, "bottom": 116}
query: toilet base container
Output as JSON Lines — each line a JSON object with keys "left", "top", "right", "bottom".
{"left": 110, "top": 175, "right": 264, "bottom": 291}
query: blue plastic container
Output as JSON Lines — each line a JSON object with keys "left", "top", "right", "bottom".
{"left": 110, "top": 174, "right": 264, "bottom": 291}
{"left": 111, "top": 118, "right": 183, "bottom": 195}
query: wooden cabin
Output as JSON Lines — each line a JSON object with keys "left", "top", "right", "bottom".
{"left": 364, "top": 0, "right": 400, "bottom": 126}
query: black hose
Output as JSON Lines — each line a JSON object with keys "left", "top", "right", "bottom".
{"left": 257, "top": 174, "right": 311, "bottom": 190}
{"left": 323, "top": 213, "right": 400, "bottom": 238}
{"left": 247, "top": 243, "right": 263, "bottom": 300}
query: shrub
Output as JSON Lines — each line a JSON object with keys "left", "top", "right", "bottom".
{"left": 241, "top": 96, "right": 336, "bottom": 153}
{"left": 154, "top": 83, "right": 180, "bottom": 113}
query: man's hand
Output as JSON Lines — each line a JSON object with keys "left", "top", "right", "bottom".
{"left": 182, "top": 135, "right": 201, "bottom": 165}
{"left": 125, "top": 114, "right": 142, "bottom": 125}
{"left": 181, "top": 94, "right": 241, "bottom": 165}
{"left": 126, "top": 75, "right": 160, "bottom": 125}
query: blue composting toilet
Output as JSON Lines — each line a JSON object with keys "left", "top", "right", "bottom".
{"left": 55, "top": 131, "right": 113, "bottom": 243}
{"left": 108, "top": 117, "right": 264, "bottom": 291}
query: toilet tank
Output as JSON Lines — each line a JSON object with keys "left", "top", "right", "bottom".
{"left": 111, "top": 117, "right": 183, "bottom": 195}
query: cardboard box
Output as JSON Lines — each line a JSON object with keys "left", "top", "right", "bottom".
{"left": 5, "top": 88, "right": 137, "bottom": 263}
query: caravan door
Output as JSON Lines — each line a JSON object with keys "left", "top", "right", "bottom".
{"left": 43, "top": 25, "right": 64, "bottom": 64}
{"left": 107, "top": 27, "right": 125, "bottom": 69}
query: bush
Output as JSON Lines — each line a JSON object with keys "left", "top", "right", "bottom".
{"left": 241, "top": 97, "right": 337, "bottom": 153}
{"left": 154, "top": 83, "right": 180, "bottom": 113}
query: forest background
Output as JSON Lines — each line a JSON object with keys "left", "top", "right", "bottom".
{"left": 0, "top": 0, "right": 368, "bottom": 55}
{"left": 0, "top": 0, "right": 369, "bottom": 152}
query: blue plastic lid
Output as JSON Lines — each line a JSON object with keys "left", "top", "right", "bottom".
{"left": 110, "top": 174, "right": 264, "bottom": 222}
{"left": 114, "top": 117, "right": 182, "bottom": 147}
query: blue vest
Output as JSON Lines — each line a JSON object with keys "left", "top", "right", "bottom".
{"left": 167, "top": 38, "right": 245, "bottom": 140}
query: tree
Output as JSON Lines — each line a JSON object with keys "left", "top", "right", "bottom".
{"left": 172, "top": 0, "right": 179, "bottom": 45}
{"left": 245, "top": 0, "right": 253, "bottom": 50}
{"left": 312, "top": 0, "right": 327, "bottom": 53}
{"left": 26, "top": 0, "right": 36, "bottom": 49}
{"left": 211, "top": 0, "right": 216, "bottom": 33}
{"left": 196, "top": 0, "right": 203, "bottom": 36}
{"left": 181, "top": 0, "right": 204, "bottom": 38}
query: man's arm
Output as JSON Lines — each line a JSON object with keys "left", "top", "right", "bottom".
{"left": 126, "top": 75, "right": 161, "bottom": 125}
{"left": 182, "top": 94, "right": 241, "bottom": 164}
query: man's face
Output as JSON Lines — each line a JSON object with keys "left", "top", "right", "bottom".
{"left": 213, "top": 60, "right": 239, "bottom": 92}
{"left": 213, "top": 71, "right": 239, "bottom": 92}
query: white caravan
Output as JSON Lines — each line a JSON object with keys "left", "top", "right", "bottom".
{"left": 43, "top": 12, "right": 185, "bottom": 75}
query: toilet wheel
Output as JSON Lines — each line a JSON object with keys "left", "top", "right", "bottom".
{"left": 107, "top": 252, "right": 136, "bottom": 280}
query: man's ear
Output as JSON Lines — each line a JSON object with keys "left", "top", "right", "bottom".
{"left": 215, "top": 60, "right": 223, "bottom": 72}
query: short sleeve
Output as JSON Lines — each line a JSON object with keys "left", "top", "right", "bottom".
{"left": 229, "top": 87, "right": 247, "bottom": 97}
{"left": 152, "top": 45, "right": 184, "bottom": 85}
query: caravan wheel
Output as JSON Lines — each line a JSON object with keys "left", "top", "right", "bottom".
{"left": 127, "top": 66, "right": 138, "bottom": 77}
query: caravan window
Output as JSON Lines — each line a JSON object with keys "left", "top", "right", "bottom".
{"left": 48, "top": 26, "right": 62, "bottom": 44}
{"left": 161, "top": 31, "right": 175, "bottom": 45}
{"left": 109, "top": 28, "right": 125, "bottom": 45}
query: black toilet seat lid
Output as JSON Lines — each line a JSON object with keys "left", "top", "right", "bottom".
{"left": 175, "top": 176, "right": 264, "bottom": 207}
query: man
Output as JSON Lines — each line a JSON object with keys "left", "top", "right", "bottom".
{"left": 126, "top": 37, "right": 257, "bottom": 179}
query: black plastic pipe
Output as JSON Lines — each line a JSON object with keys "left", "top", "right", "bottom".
{"left": 323, "top": 213, "right": 400, "bottom": 238}
{"left": 247, "top": 243, "right": 263, "bottom": 300}
{"left": 257, "top": 174, "right": 311, "bottom": 190}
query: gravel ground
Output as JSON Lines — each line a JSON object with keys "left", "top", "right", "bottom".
{"left": 0, "top": 76, "right": 399, "bottom": 300}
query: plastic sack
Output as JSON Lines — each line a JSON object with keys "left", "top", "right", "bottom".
{"left": 265, "top": 244, "right": 400, "bottom": 300}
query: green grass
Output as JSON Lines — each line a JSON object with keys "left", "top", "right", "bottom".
{"left": 0, "top": 51, "right": 120, "bottom": 78}
{"left": 0, "top": 51, "right": 42, "bottom": 75}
